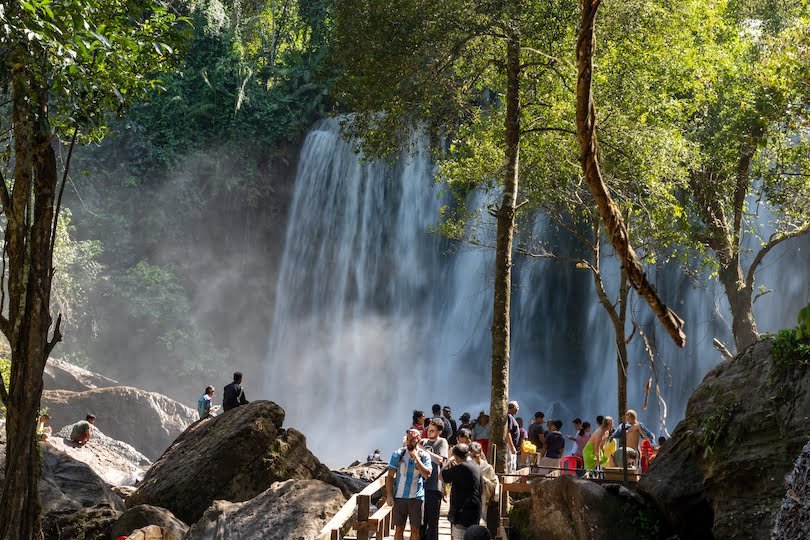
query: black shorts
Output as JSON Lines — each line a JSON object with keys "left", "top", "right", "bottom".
{"left": 392, "top": 497, "right": 424, "bottom": 527}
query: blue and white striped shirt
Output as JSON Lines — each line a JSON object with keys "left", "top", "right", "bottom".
{"left": 388, "top": 448, "right": 431, "bottom": 500}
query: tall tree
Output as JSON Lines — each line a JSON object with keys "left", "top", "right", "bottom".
{"left": 0, "top": 1, "right": 184, "bottom": 536}
{"left": 332, "top": 0, "right": 570, "bottom": 473}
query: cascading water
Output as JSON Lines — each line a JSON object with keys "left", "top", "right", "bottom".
{"left": 266, "top": 117, "right": 809, "bottom": 467}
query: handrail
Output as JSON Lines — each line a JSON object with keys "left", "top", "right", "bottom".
{"left": 316, "top": 472, "right": 389, "bottom": 540}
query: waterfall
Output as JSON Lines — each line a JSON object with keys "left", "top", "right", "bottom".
{"left": 266, "top": 117, "right": 809, "bottom": 467}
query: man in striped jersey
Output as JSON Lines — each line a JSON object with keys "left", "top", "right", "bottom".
{"left": 386, "top": 428, "right": 432, "bottom": 540}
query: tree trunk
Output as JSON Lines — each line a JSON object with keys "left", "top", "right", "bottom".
{"left": 489, "top": 23, "right": 521, "bottom": 476}
{"left": 614, "top": 273, "right": 629, "bottom": 420}
{"left": 0, "top": 48, "right": 61, "bottom": 540}
{"left": 718, "top": 261, "right": 758, "bottom": 353}
{"left": 576, "top": 0, "right": 685, "bottom": 348}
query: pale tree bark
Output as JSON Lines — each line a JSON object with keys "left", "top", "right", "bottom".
{"left": 490, "top": 13, "right": 521, "bottom": 476}
{"left": 576, "top": 0, "right": 686, "bottom": 348}
{"left": 0, "top": 45, "right": 63, "bottom": 540}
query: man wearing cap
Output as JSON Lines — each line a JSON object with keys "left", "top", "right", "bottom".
{"left": 387, "top": 428, "right": 432, "bottom": 540}
{"left": 443, "top": 406, "right": 458, "bottom": 445}
{"left": 458, "top": 412, "right": 474, "bottom": 432}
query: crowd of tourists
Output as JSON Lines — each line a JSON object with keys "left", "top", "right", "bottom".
{"left": 385, "top": 400, "right": 664, "bottom": 540}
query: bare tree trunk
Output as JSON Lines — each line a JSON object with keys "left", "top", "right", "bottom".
{"left": 490, "top": 20, "right": 521, "bottom": 476}
{"left": 576, "top": 0, "right": 685, "bottom": 348}
{"left": 718, "top": 262, "right": 758, "bottom": 352}
{"left": 0, "top": 48, "right": 62, "bottom": 540}
{"left": 614, "top": 273, "right": 629, "bottom": 419}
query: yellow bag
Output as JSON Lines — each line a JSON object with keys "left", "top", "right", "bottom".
{"left": 521, "top": 439, "right": 536, "bottom": 453}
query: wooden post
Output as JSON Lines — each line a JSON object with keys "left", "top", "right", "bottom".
{"left": 357, "top": 494, "right": 370, "bottom": 540}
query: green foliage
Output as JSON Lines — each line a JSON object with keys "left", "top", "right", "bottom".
{"left": 697, "top": 401, "right": 739, "bottom": 458}
{"left": 797, "top": 303, "right": 810, "bottom": 340}
{"left": 771, "top": 328, "right": 810, "bottom": 369}
{"left": 0, "top": 357, "right": 9, "bottom": 417}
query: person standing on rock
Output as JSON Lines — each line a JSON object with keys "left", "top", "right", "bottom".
{"left": 420, "top": 418, "right": 449, "bottom": 540}
{"left": 222, "top": 372, "right": 249, "bottom": 412}
{"left": 441, "top": 443, "right": 482, "bottom": 540}
{"left": 197, "top": 386, "right": 216, "bottom": 419}
{"left": 387, "top": 428, "right": 432, "bottom": 540}
{"left": 612, "top": 409, "right": 655, "bottom": 453}
{"left": 70, "top": 414, "right": 96, "bottom": 446}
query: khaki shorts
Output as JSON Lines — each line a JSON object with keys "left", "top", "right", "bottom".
{"left": 392, "top": 497, "right": 423, "bottom": 528}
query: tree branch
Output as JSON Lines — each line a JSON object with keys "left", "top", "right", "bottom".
{"left": 713, "top": 338, "right": 734, "bottom": 361}
{"left": 49, "top": 126, "right": 78, "bottom": 263}
{"left": 0, "top": 169, "right": 12, "bottom": 222}
{"left": 46, "top": 313, "right": 63, "bottom": 356}
{"left": 745, "top": 222, "right": 810, "bottom": 291}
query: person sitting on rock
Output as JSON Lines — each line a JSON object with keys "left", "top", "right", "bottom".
{"left": 37, "top": 413, "right": 52, "bottom": 442}
{"left": 197, "top": 385, "right": 217, "bottom": 419}
{"left": 222, "top": 372, "right": 249, "bottom": 412}
{"left": 70, "top": 414, "right": 96, "bottom": 446}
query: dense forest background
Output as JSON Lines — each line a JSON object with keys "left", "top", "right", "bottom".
{"left": 49, "top": 0, "right": 333, "bottom": 399}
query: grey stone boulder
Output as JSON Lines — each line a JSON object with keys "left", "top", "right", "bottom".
{"left": 333, "top": 461, "right": 388, "bottom": 494}
{"left": 126, "top": 401, "right": 346, "bottom": 525}
{"left": 111, "top": 505, "right": 188, "bottom": 540}
{"left": 773, "top": 439, "right": 810, "bottom": 539}
{"left": 639, "top": 339, "right": 810, "bottom": 539}
{"left": 127, "top": 524, "right": 184, "bottom": 540}
{"left": 509, "top": 475, "right": 666, "bottom": 540}
{"left": 41, "top": 386, "right": 197, "bottom": 460}
{"left": 39, "top": 444, "right": 124, "bottom": 515}
{"left": 49, "top": 426, "right": 150, "bottom": 486}
{"left": 41, "top": 500, "right": 121, "bottom": 540}
{"left": 184, "top": 479, "right": 346, "bottom": 540}
{"left": 43, "top": 357, "right": 118, "bottom": 392}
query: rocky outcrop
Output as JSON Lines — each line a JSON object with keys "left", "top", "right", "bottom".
{"left": 43, "top": 357, "right": 118, "bottom": 392}
{"left": 126, "top": 401, "right": 345, "bottom": 524}
{"left": 48, "top": 427, "right": 150, "bottom": 486}
{"left": 773, "top": 439, "right": 810, "bottom": 539}
{"left": 41, "top": 386, "right": 197, "bottom": 460}
{"left": 41, "top": 500, "right": 121, "bottom": 540}
{"left": 110, "top": 505, "right": 188, "bottom": 540}
{"left": 185, "top": 479, "right": 346, "bottom": 540}
{"left": 639, "top": 339, "right": 810, "bottom": 539}
{"left": 39, "top": 444, "right": 125, "bottom": 515}
{"left": 333, "top": 461, "right": 388, "bottom": 494}
{"left": 509, "top": 475, "right": 666, "bottom": 540}
{"left": 38, "top": 444, "right": 125, "bottom": 539}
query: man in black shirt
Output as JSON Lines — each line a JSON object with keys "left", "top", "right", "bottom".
{"left": 222, "top": 371, "right": 249, "bottom": 411}
{"left": 441, "top": 443, "right": 481, "bottom": 539}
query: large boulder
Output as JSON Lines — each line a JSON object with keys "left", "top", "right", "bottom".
{"left": 39, "top": 444, "right": 125, "bottom": 515}
{"left": 332, "top": 461, "right": 388, "bottom": 494}
{"left": 126, "top": 401, "right": 345, "bottom": 525}
{"left": 41, "top": 386, "right": 197, "bottom": 460}
{"left": 184, "top": 479, "right": 346, "bottom": 540}
{"left": 639, "top": 339, "right": 810, "bottom": 539}
{"left": 43, "top": 357, "right": 118, "bottom": 392}
{"left": 509, "top": 475, "right": 666, "bottom": 540}
{"left": 48, "top": 427, "right": 150, "bottom": 487}
{"left": 772, "top": 439, "right": 810, "bottom": 539}
{"left": 111, "top": 505, "right": 188, "bottom": 540}
{"left": 41, "top": 500, "right": 121, "bottom": 540}
{"left": 39, "top": 444, "right": 125, "bottom": 539}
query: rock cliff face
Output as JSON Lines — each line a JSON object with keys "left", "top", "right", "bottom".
{"left": 510, "top": 475, "right": 667, "bottom": 540}
{"left": 185, "top": 479, "right": 346, "bottom": 540}
{"left": 41, "top": 386, "right": 197, "bottom": 460}
{"left": 48, "top": 427, "right": 150, "bottom": 486}
{"left": 772, "top": 439, "right": 810, "bottom": 539}
{"left": 43, "top": 357, "right": 118, "bottom": 392}
{"left": 639, "top": 338, "right": 810, "bottom": 539}
{"left": 125, "top": 401, "right": 344, "bottom": 525}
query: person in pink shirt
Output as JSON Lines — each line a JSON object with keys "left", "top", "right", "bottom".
{"left": 573, "top": 421, "right": 591, "bottom": 457}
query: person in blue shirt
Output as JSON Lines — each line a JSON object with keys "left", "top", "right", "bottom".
{"left": 386, "top": 428, "right": 432, "bottom": 540}
{"left": 197, "top": 386, "right": 215, "bottom": 419}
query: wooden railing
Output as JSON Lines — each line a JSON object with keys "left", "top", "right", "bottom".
{"left": 316, "top": 472, "right": 390, "bottom": 540}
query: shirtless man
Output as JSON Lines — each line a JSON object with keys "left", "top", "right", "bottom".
{"left": 613, "top": 409, "right": 655, "bottom": 452}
